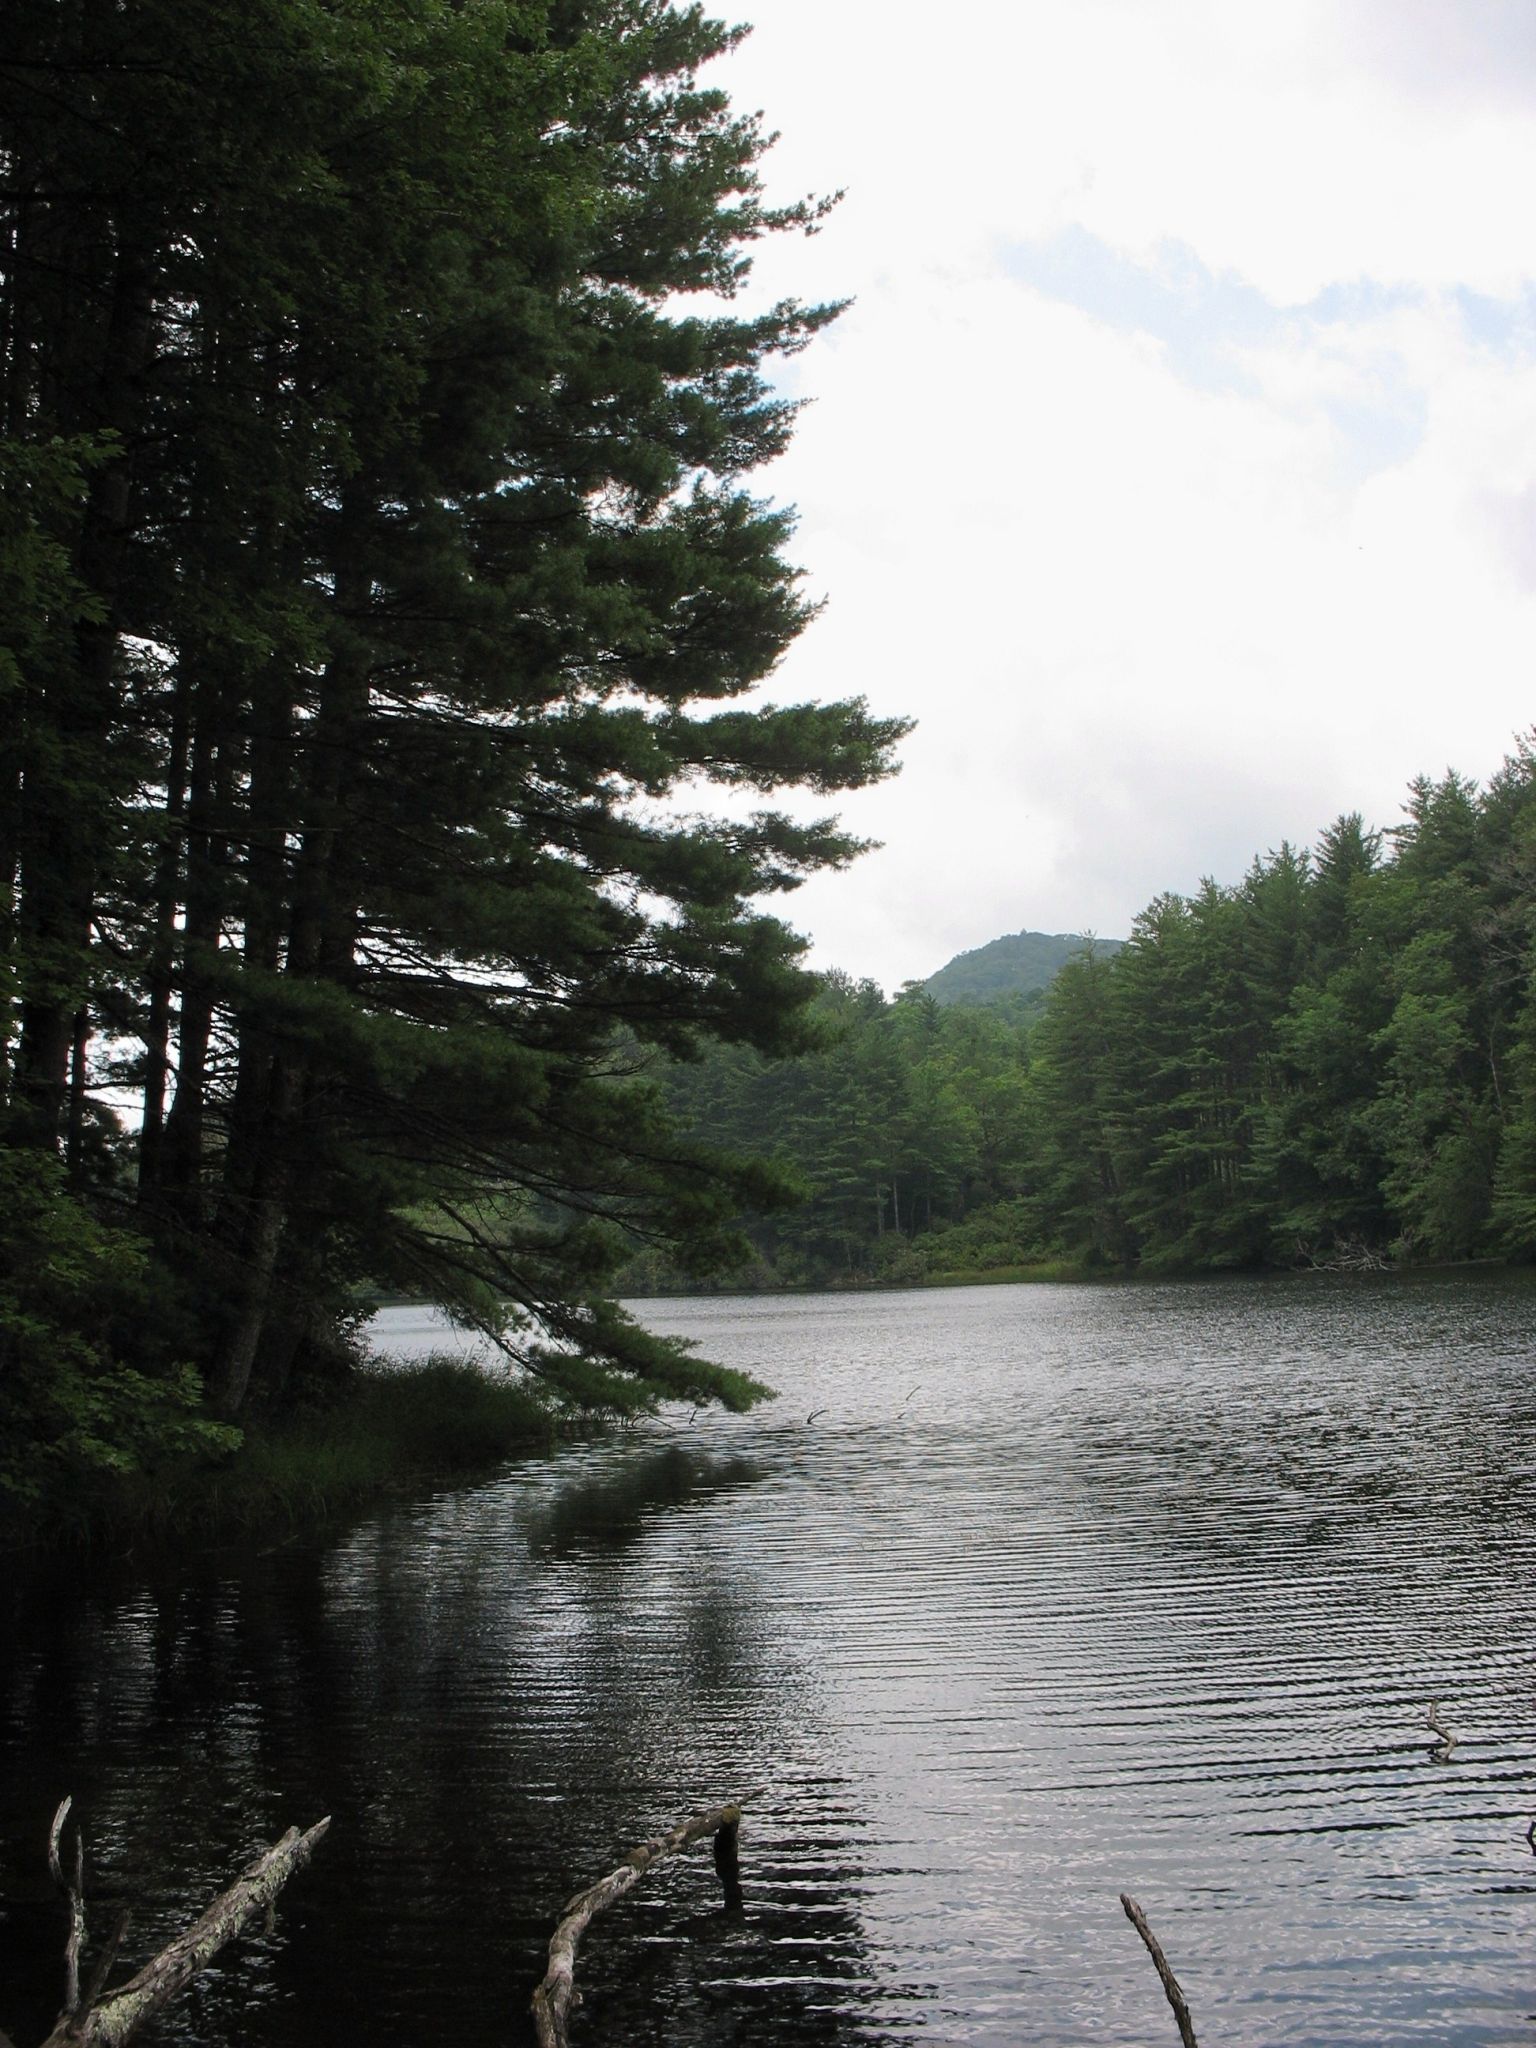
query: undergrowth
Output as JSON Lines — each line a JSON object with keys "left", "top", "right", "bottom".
{"left": 924, "top": 1258, "right": 1108, "bottom": 1286}
{"left": 1, "top": 1358, "right": 562, "bottom": 1555}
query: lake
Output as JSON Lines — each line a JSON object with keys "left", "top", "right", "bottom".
{"left": 1, "top": 1273, "right": 1533, "bottom": 2045}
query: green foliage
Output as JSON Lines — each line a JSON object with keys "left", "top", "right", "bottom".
{"left": 0, "top": 1154, "right": 237, "bottom": 1506}
{"left": 4, "top": 1358, "right": 559, "bottom": 1552}
{"left": 1, "top": 0, "right": 906, "bottom": 1460}
{"left": 638, "top": 739, "right": 1536, "bottom": 1286}
{"left": 922, "top": 1201, "right": 1044, "bottom": 1276}
{"left": 628, "top": 968, "right": 1051, "bottom": 1287}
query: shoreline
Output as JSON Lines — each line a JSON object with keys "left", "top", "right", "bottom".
{"left": 12, "top": 1257, "right": 1522, "bottom": 1561}
{"left": 0, "top": 1359, "right": 565, "bottom": 1563}
{"left": 620, "top": 1251, "right": 1521, "bottom": 1299}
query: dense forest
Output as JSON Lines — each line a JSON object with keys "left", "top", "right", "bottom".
{"left": 629, "top": 751, "right": 1536, "bottom": 1289}
{"left": 6, "top": 3, "right": 1536, "bottom": 1535}
{"left": 0, "top": 0, "right": 908, "bottom": 1505}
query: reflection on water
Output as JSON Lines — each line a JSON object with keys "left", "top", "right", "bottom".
{"left": 526, "top": 1442, "right": 764, "bottom": 1557}
{"left": 0, "top": 1444, "right": 885, "bottom": 2048}
{"left": 1, "top": 1271, "right": 1534, "bottom": 2045}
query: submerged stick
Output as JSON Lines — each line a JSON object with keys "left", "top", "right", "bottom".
{"left": 1425, "top": 1701, "right": 1457, "bottom": 1757}
{"left": 532, "top": 1792, "right": 759, "bottom": 2048}
{"left": 1120, "top": 1893, "right": 1199, "bottom": 2048}
{"left": 40, "top": 1817, "right": 330, "bottom": 2048}
{"left": 712, "top": 1808, "right": 743, "bottom": 1911}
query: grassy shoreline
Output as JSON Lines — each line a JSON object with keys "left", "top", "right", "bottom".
{"left": 920, "top": 1258, "right": 1112, "bottom": 1286}
{"left": 626, "top": 1252, "right": 1520, "bottom": 1297}
{"left": 1, "top": 1359, "right": 566, "bottom": 1559}
{"left": 621, "top": 1256, "right": 1110, "bottom": 1298}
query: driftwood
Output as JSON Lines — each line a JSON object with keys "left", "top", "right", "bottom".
{"left": 37, "top": 1777, "right": 1523, "bottom": 2045}
{"left": 1302, "top": 1235, "right": 1389, "bottom": 1273}
{"left": 25, "top": 1800, "right": 329, "bottom": 2048}
{"left": 531, "top": 1793, "right": 757, "bottom": 2048}
{"left": 529, "top": 1798, "right": 1212, "bottom": 2048}
{"left": 1120, "top": 1893, "right": 1199, "bottom": 2048}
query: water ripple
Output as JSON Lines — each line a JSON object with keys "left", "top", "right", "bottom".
{"left": 0, "top": 1272, "right": 1531, "bottom": 2046}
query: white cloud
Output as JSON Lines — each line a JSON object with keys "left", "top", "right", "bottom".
{"left": 702, "top": 2, "right": 1536, "bottom": 987}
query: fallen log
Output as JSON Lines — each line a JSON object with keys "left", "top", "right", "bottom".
{"left": 531, "top": 1792, "right": 758, "bottom": 2048}
{"left": 27, "top": 1802, "right": 329, "bottom": 2048}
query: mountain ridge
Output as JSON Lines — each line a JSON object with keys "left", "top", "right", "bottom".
{"left": 921, "top": 927, "right": 1125, "bottom": 1007}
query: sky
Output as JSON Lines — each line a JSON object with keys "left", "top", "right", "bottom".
{"left": 698, "top": 0, "right": 1536, "bottom": 991}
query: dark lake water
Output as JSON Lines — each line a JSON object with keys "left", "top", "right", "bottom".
{"left": 2, "top": 1273, "right": 1534, "bottom": 2045}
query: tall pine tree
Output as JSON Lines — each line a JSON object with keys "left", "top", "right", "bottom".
{"left": 1, "top": 0, "right": 908, "bottom": 1440}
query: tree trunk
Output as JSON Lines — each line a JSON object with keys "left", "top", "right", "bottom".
{"left": 206, "top": 1056, "right": 296, "bottom": 1419}
{"left": 136, "top": 674, "right": 192, "bottom": 1200}
{"left": 12, "top": 224, "right": 156, "bottom": 1149}
{"left": 156, "top": 708, "right": 230, "bottom": 1225}
{"left": 65, "top": 1008, "right": 90, "bottom": 1178}
{"left": 208, "top": 498, "right": 370, "bottom": 1412}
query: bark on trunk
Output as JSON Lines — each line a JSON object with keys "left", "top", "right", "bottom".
{"left": 65, "top": 1008, "right": 90, "bottom": 1178}
{"left": 208, "top": 500, "right": 371, "bottom": 1409}
{"left": 11, "top": 224, "right": 155, "bottom": 1149}
{"left": 39, "top": 1817, "right": 329, "bottom": 2048}
{"left": 156, "top": 711, "right": 230, "bottom": 1224}
{"left": 206, "top": 1057, "right": 297, "bottom": 1418}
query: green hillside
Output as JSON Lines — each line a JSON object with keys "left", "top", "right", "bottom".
{"left": 922, "top": 929, "right": 1125, "bottom": 1006}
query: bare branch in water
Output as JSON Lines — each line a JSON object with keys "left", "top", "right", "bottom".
{"left": 532, "top": 1793, "right": 760, "bottom": 2048}
{"left": 39, "top": 1817, "right": 330, "bottom": 2048}
{"left": 1120, "top": 1892, "right": 1200, "bottom": 2048}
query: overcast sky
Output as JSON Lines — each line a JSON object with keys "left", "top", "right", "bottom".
{"left": 702, "top": 0, "right": 1536, "bottom": 990}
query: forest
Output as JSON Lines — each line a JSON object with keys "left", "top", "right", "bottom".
{"left": 5, "top": 0, "right": 1536, "bottom": 1537}
{"left": 632, "top": 751, "right": 1536, "bottom": 1289}
{"left": 0, "top": 0, "right": 907, "bottom": 1512}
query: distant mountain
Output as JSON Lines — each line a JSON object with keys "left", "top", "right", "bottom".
{"left": 921, "top": 929, "right": 1124, "bottom": 1007}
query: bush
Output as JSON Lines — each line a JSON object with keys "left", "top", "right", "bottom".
{"left": 0, "top": 1152, "right": 236, "bottom": 1509}
{"left": 922, "top": 1200, "right": 1043, "bottom": 1274}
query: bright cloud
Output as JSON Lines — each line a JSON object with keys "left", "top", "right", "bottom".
{"left": 708, "top": 1, "right": 1536, "bottom": 987}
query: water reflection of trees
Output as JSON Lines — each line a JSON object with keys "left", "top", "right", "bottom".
{"left": 524, "top": 1441, "right": 764, "bottom": 1556}
{"left": 0, "top": 1443, "right": 902, "bottom": 2048}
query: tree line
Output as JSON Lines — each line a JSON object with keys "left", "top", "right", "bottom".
{"left": 0, "top": 0, "right": 906, "bottom": 1503}
{"left": 632, "top": 748, "right": 1536, "bottom": 1288}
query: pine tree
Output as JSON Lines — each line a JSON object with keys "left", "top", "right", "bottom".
{"left": 1, "top": 0, "right": 908, "bottom": 1436}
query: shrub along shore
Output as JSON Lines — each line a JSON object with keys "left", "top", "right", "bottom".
{"left": 7, "top": 1267, "right": 1074, "bottom": 1555}
{"left": 0, "top": 1360, "right": 562, "bottom": 1559}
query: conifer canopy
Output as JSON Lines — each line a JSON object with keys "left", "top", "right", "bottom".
{"left": 0, "top": 0, "right": 907, "bottom": 1430}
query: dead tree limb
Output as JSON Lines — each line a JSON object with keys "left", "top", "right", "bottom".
{"left": 38, "top": 1817, "right": 330, "bottom": 2048}
{"left": 46, "top": 1799, "right": 85, "bottom": 2020}
{"left": 531, "top": 1793, "right": 759, "bottom": 2048}
{"left": 77, "top": 1913, "right": 131, "bottom": 2018}
{"left": 1120, "top": 1893, "right": 1199, "bottom": 2048}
